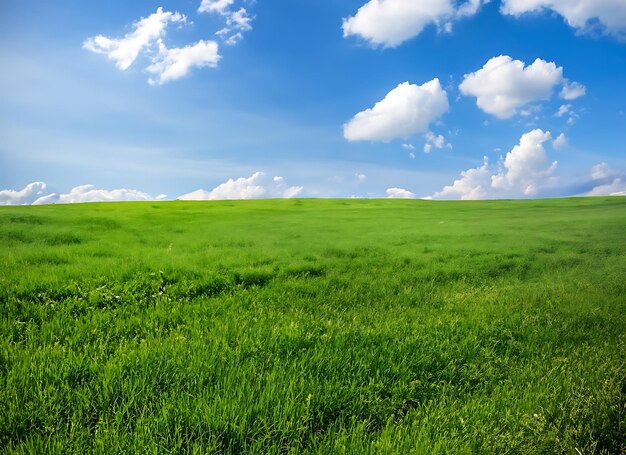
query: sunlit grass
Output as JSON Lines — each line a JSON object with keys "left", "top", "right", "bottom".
{"left": 1, "top": 198, "right": 625, "bottom": 453}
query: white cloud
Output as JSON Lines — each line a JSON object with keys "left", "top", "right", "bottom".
{"left": 228, "top": 8, "right": 253, "bottom": 31}
{"left": 587, "top": 163, "right": 626, "bottom": 196}
{"left": 459, "top": 55, "right": 565, "bottom": 118}
{"left": 456, "top": 0, "right": 488, "bottom": 17}
{"left": 221, "top": 8, "right": 254, "bottom": 45}
{"left": 409, "top": 152, "right": 416, "bottom": 159}
{"left": 342, "top": 0, "right": 489, "bottom": 48}
{"left": 0, "top": 182, "right": 50, "bottom": 205}
{"left": 83, "top": 4, "right": 248, "bottom": 84}
{"left": 32, "top": 185, "right": 153, "bottom": 204}
{"left": 386, "top": 187, "right": 416, "bottom": 198}
{"left": 224, "top": 32, "right": 245, "bottom": 46}
{"left": 83, "top": 7, "right": 186, "bottom": 71}
{"left": 560, "top": 81, "right": 586, "bottom": 100}
{"left": 1, "top": 182, "right": 159, "bottom": 205}
{"left": 555, "top": 104, "right": 571, "bottom": 117}
{"left": 587, "top": 178, "right": 626, "bottom": 196}
{"left": 432, "top": 129, "right": 558, "bottom": 199}
{"left": 491, "top": 129, "right": 557, "bottom": 196}
{"left": 355, "top": 173, "right": 367, "bottom": 182}
{"left": 555, "top": 104, "right": 579, "bottom": 124}
{"left": 424, "top": 131, "right": 450, "bottom": 153}
{"left": 501, "top": 0, "right": 626, "bottom": 39}
{"left": 147, "top": 40, "right": 221, "bottom": 85}
{"left": 344, "top": 79, "right": 449, "bottom": 142}
{"left": 177, "top": 172, "right": 303, "bottom": 200}
{"left": 199, "top": 0, "right": 235, "bottom": 13}
{"left": 202, "top": 2, "right": 254, "bottom": 46}
{"left": 552, "top": 132, "right": 568, "bottom": 149}
{"left": 432, "top": 156, "right": 491, "bottom": 200}
{"left": 591, "top": 162, "right": 613, "bottom": 180}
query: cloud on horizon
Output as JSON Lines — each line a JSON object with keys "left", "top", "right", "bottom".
{"left": 0, "top": 182, "right": 51, "bottom": 206}
{"left": 177, "top": 172, "right": 304, "bottom": 200}
{"left": 431, "top": 129, "right": 559, "bottom": 199}
{"left": 386, "top": 187, "right": 416, "bottom": 198}
{"left": 0, "top": 183, "right": 160, "bottom": 205}
{"left": 585, "top": 163, "right": 626, "bottom": 196}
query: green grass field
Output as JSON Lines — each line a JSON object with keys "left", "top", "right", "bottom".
{"left": 1, "top": 198, "right": 625, "bottom": 454}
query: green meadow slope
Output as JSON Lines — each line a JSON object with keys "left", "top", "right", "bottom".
{"left": 1, "top": 198, "right": 625, "bottom": 454}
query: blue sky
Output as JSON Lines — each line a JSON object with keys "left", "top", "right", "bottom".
{"left": 1, "top": 0, "right": 625, "bottom": 203}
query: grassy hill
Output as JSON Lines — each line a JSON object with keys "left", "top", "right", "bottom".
{"left": 1, "top": 198, "right": 625, "bottom": 454}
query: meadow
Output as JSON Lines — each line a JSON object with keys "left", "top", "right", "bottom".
{"left": 0, "top": 197, "right": 625, "bottom": 454}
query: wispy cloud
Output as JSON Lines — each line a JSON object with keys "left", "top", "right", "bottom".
{"left": 83, "top": 2, "right": 255, "bottom": 85}
{"left": 200, "top": 1, "right": 255, "bottom": 46}
{"left": 83, "top": 8, "right": 187, "bottom": 71}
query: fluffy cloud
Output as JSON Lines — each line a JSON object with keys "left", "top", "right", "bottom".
{"left": 432, "top": 157, "right": 491, "bottom": 200}
{"left": 344, "top": 79, "right": 449, "bottom": 142}
{"left": 501, "top": 0, "right": 626, "bottom": 39}
{"left": 0, "top": 182, "right": 50, "bottom": 205}
{"left": 342, "top": 0, "right": 489, "bottom": 47}
{"left": 83, "top": 8, "right": 186, "bottom": 71}
{"left": 177, "top": 172, "right": 303, "bottom": 200}
{"left": 459, "top": 56, "right": 571, "bottom": 118}
{"left": 560, "top": 81, "right": 586, "bottom": 100}
{"left": 147, "top": 40, "right": 221, "bottom": 85}
{"left": 432, "top": 129, "right": 558, "bottom": 199}
{"left": 0, "top": 182, "right": 157, "bottom": 205}
{"left": 386, "top": 187, "right": 416, "bottom": 198}
{"left": 491, "top": 129, "right": 557, "bottom": 195}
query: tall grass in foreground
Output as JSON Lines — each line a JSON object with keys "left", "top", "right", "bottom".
{"left": 0, "top": 198, "right": 625, "bottom": 454}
